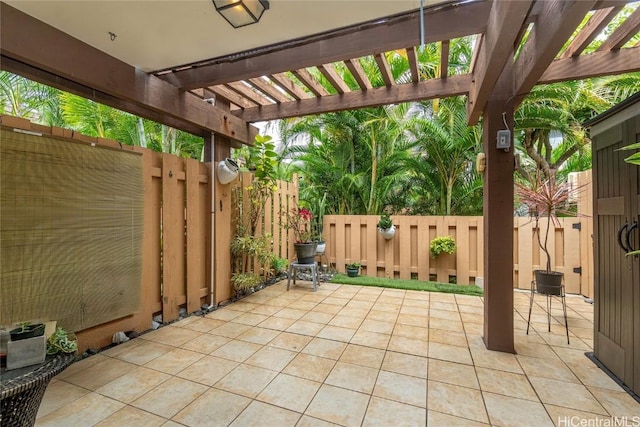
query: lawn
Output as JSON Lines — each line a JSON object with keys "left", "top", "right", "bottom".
{"left": 330, "top": 274, "right": 484, "bottom": 296}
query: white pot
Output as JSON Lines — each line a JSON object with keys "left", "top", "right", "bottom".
{"left": 378, "top": 225, "right": 396, "bottom": 240}
{"left": 316, "top": 242, "right": 326, "bottom": 254}
{"left": 217, "top": 158, "right": 239, "bottom": 185}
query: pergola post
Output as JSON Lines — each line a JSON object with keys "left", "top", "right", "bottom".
{"left": 482, "top": 66, "right": 515, "bottom": 353}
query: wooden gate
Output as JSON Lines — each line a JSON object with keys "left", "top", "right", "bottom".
{"left": 590, "top": 98, "right": 640, "bottom": 396}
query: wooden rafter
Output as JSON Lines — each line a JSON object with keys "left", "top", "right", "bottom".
{"left": 226, "top": 82, "right": 273, "bottom": 106}
{"left": 235, "top": 75, "right": 471, "bottom": 122}
{"left": 248, "top": 77, "right": 291, "bottom": 103}
{"left": 561, "top": 6, "right": 623, "bottom": 58}
{"left": 539, "top": 46, "right": 640, "bottom": 84}
{"left": 0, "top": 3, "right": 257, "bottom": 143}
{"left": 208, "top": 85, "right": 258, "bottom": 109}
{"left": 292, "top": 68, "right": 329, "bottom": 97}
{"left": 468, "top": 34, "right": 483, "bottom": 74}
{"left": 375, "top": 53, "right": 394, "bottom": 87}
{"left": 467, "top": 0, "right": 533, "bottom": 125}
{"left": 269, "top": 73, "right": 311, "bottom": 100}
{"left": 318, "top": 63, "right": 351, "bottom": 94}
{"left": 440, "top": 41, "right": 450, "bottom": 79}
{"left": 406, "top": 47, "right": 419, "bottom": 83}
{"left": 513, "top": 0, "right": 596, "bottom": 103}
{"left": 160, "top": 1, "right": 492, "bottom": 89}
{"left": 596, "top": 7, "right": 640, "bottom": 51}
{"left": 345, "top": 58, "right": 372, "bottom": 90}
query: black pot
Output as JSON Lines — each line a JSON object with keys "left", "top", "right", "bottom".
{"left": 346, "top": 267, "right": 360, "bottom": 277}
{"left": 534, "top": 270, "right": 563, "bottom": 295}
{"left": 294, "top": 242, "right": 317, "bottom": 264}
{"left": 10, "top": 323, "right": 45, "bottom": 341}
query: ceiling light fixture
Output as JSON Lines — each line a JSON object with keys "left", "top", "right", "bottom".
{"left": 213, "top": 0, "right": 269, "bottom": 28}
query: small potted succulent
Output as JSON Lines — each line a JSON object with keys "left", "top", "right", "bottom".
{"left": 9, "top": 321, "right": 45, "bottom": 341}
{"left": 346, "top": 262, "right": 361, "bottom": 277}
{"left": 377, "top": 214, "right": 395, "bottom": 240}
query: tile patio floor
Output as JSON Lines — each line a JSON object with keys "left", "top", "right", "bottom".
{"left": 36, "top": 281, "right": 639, "bottom": 426}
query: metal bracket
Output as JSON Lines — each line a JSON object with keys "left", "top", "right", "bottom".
{"left": 573, "top": 267, "right": 582, "bottom": 275}
{"left": 572, "top": 223, "right": 581, "bottom": 231}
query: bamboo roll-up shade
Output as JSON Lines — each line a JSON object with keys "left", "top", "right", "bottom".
{"left": 1, "top": 129, "right": 143, "bottom": 332}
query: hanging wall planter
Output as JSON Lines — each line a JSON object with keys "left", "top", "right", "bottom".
{"left": 217, "top": 158, "right": 239, "bottom": 184}
{"left": 377, "top": 214, "right": 395, "bottom": 240}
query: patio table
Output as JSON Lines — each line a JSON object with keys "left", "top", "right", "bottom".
{"left": 1, "top": 352, "right": 76, "bottom": 427}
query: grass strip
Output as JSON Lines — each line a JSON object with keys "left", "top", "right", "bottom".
{"left": 330, "top": 274, "right": 483, "bottom": 296}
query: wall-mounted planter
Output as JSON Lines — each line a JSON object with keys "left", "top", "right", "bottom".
{"left": 378, "top": 225, "right": 396, "bottom": 240}
{"left": 217, "top": 158, "right": 239, "bottom": 185}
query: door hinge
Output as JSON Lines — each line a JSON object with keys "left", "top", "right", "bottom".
{"left": 572, "top": 223, "right": 581, "bottom": 231}
{"left": 573, "top": 267, "right": 582, "bottom": 275}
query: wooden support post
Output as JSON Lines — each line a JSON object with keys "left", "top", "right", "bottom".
{"left": 482, "top": 65, "right": 515, "bottom": 353}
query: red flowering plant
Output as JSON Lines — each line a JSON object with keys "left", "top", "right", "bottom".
{"left": 284, "top": 206, "right": 314, "bottom": 243}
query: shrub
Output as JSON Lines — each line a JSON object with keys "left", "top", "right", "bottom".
{"left": 231, "top": 272, "right": 261, "bottom": 293}
{"left": 430, "top": 236, "right": 456, "bottom": 258}
{"left": 271, "top": 257, "right": 288, "bottom": 274}
{"left": 346, "top": 262, "right": 361, "bottom": 269}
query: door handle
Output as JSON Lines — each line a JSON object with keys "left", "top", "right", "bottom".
{"left": 625, "top": 221, "right": 637, "bottom": 252}
{"left": 617, "top": 222, "right": 630, "bottom": 252}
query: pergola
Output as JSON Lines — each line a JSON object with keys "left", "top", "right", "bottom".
{"left": 1, "top": 0, "right": 639, "bottom": 354}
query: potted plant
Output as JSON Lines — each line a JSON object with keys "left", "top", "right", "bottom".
{"left": 47, "top": 328, "right": 77, "bottom": 355}
{"left": 516, "top": 174, "right": 573, "bottom": 293}
{"left": 9, "top": 321, "right": 45, "bottom": 341}
{"left": 284, "top": 205, "right": 316, "bottom": 263}
{"left": 430, "top": 236, "right": 456, "bottom": 258}
{"left": 346, "top": 262, "right": 361, "bottom": 277}
{"left": 377, "top": 214, "right": 396, "bottom": 240}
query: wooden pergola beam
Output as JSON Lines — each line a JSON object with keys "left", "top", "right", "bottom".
{"left": 248, "top": 77, "right": 292, "bottom": 103}
{"left": 209, "top": 85, "right": 258, "bottom": 109}
{"left": 345, "top": 58, "right": 372, "bottom": 90}
{"left": 440, "top": 40, "right": 450, "bottom": 79}
{"left": 269, "top": 73, "right": 312, "bottom": 100}
{"left": 561, "top": 6, "right": 623, "bottom": 58}
{"left": 467, "top": 0, "right": 533, "bottom": 125}
{"left": 235, "top": 74, "right": 471, "bottom": 122}
{"left": 161, "top": 1, "right": 492, "bottom": 89}
{"left": 539, "top": 46, "right": 640, "bottom": 84}
{"left": 318, "top": 63, "right": 351, "bottom": 94}
{"left": 0, "top": 2, "right": 257, "bottom": 143}
{"left": 375, "top": 53, "right": 395, "bottom": 87}
{"left": 406, "top": 47, "right": 420, "bottom": 83}
{"left": 226, "top": 82, "right": 273, "bottom": 106}
{"left": 596, "top": 6, "right": 640, "bottom": 51}
{"left": 513, "top": 0, "right": 596, "bottom": 103}
{"left": 292, "top": 68, "right": 329, "bottom": 97}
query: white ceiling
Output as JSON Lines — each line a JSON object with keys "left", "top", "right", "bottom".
{"left": 6, "top": 0, "right": 446, "bottom": 72}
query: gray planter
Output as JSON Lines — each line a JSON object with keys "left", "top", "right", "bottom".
{"left": 294, "top": 242, "right": 317, "bottom": 264}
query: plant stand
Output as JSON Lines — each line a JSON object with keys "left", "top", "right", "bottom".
{"left": 287, "top": 262, "right": 319, "bottom": 292}
{"left": 526, "top": 280, "right": 569, "bottom": 344}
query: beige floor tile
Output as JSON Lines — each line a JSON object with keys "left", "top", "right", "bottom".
{"left": 313, "top": 304, "right": 344, "bottom": 315}
{"left": 428, "top": 308, "right": 460, "bottom": 320}
{"left": 172, "top": 388, "right": 251, "bottom": 427}
{"left": 245, "top": 345, "right": 297, "bottom": 372}
{"left": 396, "top": 314, "right": 430, "bottom": 328}
{"left": 114, "top": 340, "right": 174, "bottom": 365}
{"left": 483, "top": 392, "right": 554, "bottom": 427}
{"left": 211, "top": 339, "right": 262, "bottom": 362}
{"left": 235, "top": 326, "right": 280, "bottom": 345}
{"left": 35, "top": 393, "right": 125, "bottom": 426}
{"left": 427, "top": 410, "right": 489, "bottom": 427}
{"left": 377, "top": 296, "right": 404, "bottom": 305}
{"left": 305, "top": 384, "right": 370, "bottom": 427}
{"left": 430, "top": 301, "right": 457, "bottom": 311}
{"left": 322, "top": 297, "right": 350, "bottom": 307}
{"left": 381, "top": 351, "right": 428, "bottom": 379}
{"left": 131, "top": 377, "right": 208, "bottom": 418}
{"left": 268, "top": 331, "right": 312, "bottom": 352}
{"left": 55, "top": 354, "right": 109, "bottom": 380}
{"left": 514, "top": 340, "right": 560, "bottom": 360}
{"left": 286, "top": 320, "right": 325, "bottom": 336}
{"left": 402, "top": 300, "right": 430, "bottom": 310}
{"left": 428, "top": 359, "right": 479, "bottom": 389}
{"left": 317, "top": 325, "right": 356, "bottom": 342}
{"left": 288, "top": 300, "right": 319, "bottom": 311}
{"left": 99, "top": 340, "right": 141, "bottom": 358}
{"left": 429, "top": 317, "right": 464, "bottom": 332}
{"left": 550, "top": 346, "right": 593, "bottom": 366}
{"left": 545, "top": 404, "right": 615, "bottom": 427}
{"left": 206, "top": 308, "right": 244, "bottom": 321}
{"left": 528, "top": 376, "right": 607, "bottom": 415}
{"left": 274, "top": 307, "right": 309, "bottom": 320}
{"left": 339, "top": 344, "right": 385, "bottom": 369}
{"left": 328, "top": 315, "right": 364, "bottom": 329}
{"left": 301, "top": 311, "right": 335, "bottom": 324}
{"left": 350, "top": 330, "right": 391, "bottom": 350}
{"left": 144, "top": 348, "right": 203, "bottom": 375}
{"left": 250, "top": 304, "right": 283, "bottom": 316}
{"left": 176, "top": 355, "right": 238, "bottom": 386}
{"left": 302, "top": 337, "right": 347, "bottom": 359}
{"left": 359, "top": 318, "right": 395, "bottom": 335}
{"left": 429, "top": 342, "right": 472, "bottom": 365}
{"left": 476, "top": 367, "right": 537, "bottom": 400}
{"left": 325, "top": 361, "right": 379, "bottom": 393}
{"left": 141, "top": 327, "right": 202, "bottom": 347}
{"left": 283, "top": 352, "right": 336, "bottom": 382}
{"left": 36, "top": 380, "right": 89, "bottom": 419}
{"left": 457, "top": 304, "right": 484, "bottom": 314}
{"left": 372, "top": 302, "right": 401, "bottom": 313}
{"left": 461, "top": 312, "right": 485, "bottom": 324}
{"left": 568, "top": 364, "right": 624, "bottom": 392}
{"left": 231, "top": 401, "right": 301, "bottom": 427}
{"left": 366, "top": 310, "right": 398, "bottom": 322}
{"left": 345, "top": 299, "right": 375, "bottom": 309}
{"left": 388, "top": 336, "right": 429, "bottom": 357}
{"left": 428, "top": 328, "right": 467, "bottom": 347}
{"left": 215, "top": 364, "right": 278, "bottom": 398}
{"left": 210, "top": 322, "right": 252, "bottom": 339}
{"left": 405, "top": 291, "right": 430, "bottom": 301}
{"left": 94, "top": 406, "right": 166, "bottom": 427}
{"left": 182, "top": 333, "right": 230, "bottom": 354}
{"left": 231, "top": 312, "right": 270, "bottom": 326}
{"left": 427, "top": 380, "right": 489, "bottom": 423}
{"left": 363, "top": 396, "right": 426, "bottom": 427}
{"left": 64, "top": 357, "right": 137, "bottom": 390}
{"left": 470, "top": 347, "right": 522, "bottom": 373}
{"left": 588, "top": 386, "right": 640, "bottom": 417}
{"left": 373, "top": 370, "right": 427, "bottom": 407}
{"left": 96, "top": 366, "right": 170, "bottom": 403}
{"left": 177, "top": 317, "right": 225, "bottom": 333}
{"left": 517, "top": 354, "right": 579, "bottom": 383}
{"left": 257, "top": 373, "right": 321, "bottom": 412}
{"left": 230, "top": 302, "right": 260, "bottom": 312}
{"left": 296, "top": 415, "right": 339, "bottom": 427}
{"left": 338, "top": 307, "right": 370, "bottom": 318}
{"left": 259, "top": 316, "right": 297, "bottom": 331}
{"left": 393, "top": 323, "right": 430, "bottom": 341}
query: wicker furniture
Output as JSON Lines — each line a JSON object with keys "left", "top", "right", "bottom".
{"left": 1, "top": 353, "right": 76, "bottom": 427}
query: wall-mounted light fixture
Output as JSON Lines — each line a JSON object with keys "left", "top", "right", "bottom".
{"left": 213, "top": 0, "right": 269, "bottom": 28}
